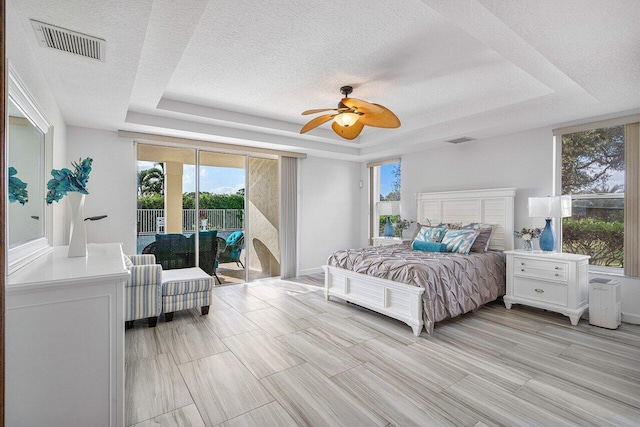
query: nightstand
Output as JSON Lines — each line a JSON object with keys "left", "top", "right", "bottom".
{"left": 372, "top": 237, "right": 411, "bottom": 247}
{"left": 504, "top": 250, "right": 591, "bottom": 325}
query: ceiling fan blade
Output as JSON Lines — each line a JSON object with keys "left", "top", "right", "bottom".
{"left": 300, "top": 114, "right": 336, "bottom": 134}
{"left": 357, "top": 104, "right": 401, "bottom": 128}
{"left": 331, "top": 121, "right": 364, "bottom": 140}
{"left": 341, "top": 97, "right": 384, "bottom": 114}
{"left": 302, "top": 107, "right": 347, "bottom": 115}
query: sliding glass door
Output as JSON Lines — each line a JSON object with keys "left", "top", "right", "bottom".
{"left": 136, "top": 143, "right": 280, "bottom": 284}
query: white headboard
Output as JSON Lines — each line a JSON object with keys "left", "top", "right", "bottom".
{"left": 416, "top": 188, "right": 516, "bottom": 251}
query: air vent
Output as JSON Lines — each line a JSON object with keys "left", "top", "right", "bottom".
{"left": 446, "top": 137, "right": 475, "bottom": 144}
{"left": 31, "top": 20, "right": 105, "bottom": 62}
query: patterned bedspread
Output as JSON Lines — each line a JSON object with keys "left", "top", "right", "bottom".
{"left": 327, "top": 244, "right": 506, "bottom": 333}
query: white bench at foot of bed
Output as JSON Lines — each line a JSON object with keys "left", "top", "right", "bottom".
{"left": 323, "top": 265, "right": 425, "bottom": 336}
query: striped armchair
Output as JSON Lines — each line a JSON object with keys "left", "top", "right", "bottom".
{"left": 124, "top": 254, "right": 162, "bottom": 329}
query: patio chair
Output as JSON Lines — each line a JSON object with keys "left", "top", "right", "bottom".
{"left": 217, "top": 230, "right": 245, "bottom": 268}
{"left": 143, "top": 233, "right": 190, "bottom": 270}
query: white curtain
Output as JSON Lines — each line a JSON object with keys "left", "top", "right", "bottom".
{"left": 625, "top": 123, "right": 639, "bottom": 277}
{"left": 280, "top": 156, "right": 298, "bottom": 279}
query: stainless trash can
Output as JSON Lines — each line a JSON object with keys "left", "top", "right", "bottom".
{"left": 588, "top": 278, "right": 621, "bottom": 329}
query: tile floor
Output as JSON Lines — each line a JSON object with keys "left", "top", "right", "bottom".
{"left": 125, "top": 274, "right": 640, "bottom": 426}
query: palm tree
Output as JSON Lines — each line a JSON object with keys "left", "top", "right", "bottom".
{"left": 137, "top": 163, "right": 165, "bottom": 196}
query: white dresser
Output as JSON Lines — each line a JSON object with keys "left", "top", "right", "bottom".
{"left": 504, "top": 250, "right": 590, "bottom": 325}
{"left": 6, "top": 243, "right": 129, "bottom": 427}
{"left": 372, "top": 237, "right": 411, "bottom": 247}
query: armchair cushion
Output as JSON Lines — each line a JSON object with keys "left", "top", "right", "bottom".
{"left": 226, "top": 231, "right": 243, "bottom": 246}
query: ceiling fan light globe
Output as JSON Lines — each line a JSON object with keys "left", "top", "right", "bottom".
{"left": 333, "top": 112, "right": 359, "bottom": 127}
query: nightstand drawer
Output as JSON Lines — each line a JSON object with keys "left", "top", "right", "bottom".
{"left": 514, "top": 277, "right": 568, "bottom": 306}
{"left": 513, "top": 257, "right": 568, "bottom": 282}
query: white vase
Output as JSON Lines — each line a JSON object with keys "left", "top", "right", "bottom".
{"left": 67, "top": 192, "right": 87, "bottom": 257}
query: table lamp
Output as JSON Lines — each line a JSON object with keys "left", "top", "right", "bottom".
{"left": 377, "top": 201, "right": 401, "bottom": 237}
{"left": 528, "top": 195, "right": 572, "bottom": 251}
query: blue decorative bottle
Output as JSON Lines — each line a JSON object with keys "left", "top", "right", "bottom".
{"left": 539, "top": 218, "right": 555, "bottom": 251}
{"left": 383, "top": 216, "right": 394, "bottom": 237}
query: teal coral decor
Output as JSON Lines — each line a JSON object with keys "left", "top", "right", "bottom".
{"left": 8, "top": 167, "right": 29, "bottom": 205}
{"left": 46, "top": 157, "right": 93, "bottom": 204}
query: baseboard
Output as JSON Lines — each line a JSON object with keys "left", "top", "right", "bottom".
{"left": 298, "top": 267, "right": 323, "bottom": 276}
{"left": 622, "top": 312, "right": 640, "bottom": 325}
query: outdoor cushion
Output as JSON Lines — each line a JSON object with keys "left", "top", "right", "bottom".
{"left": 226, "top": 231, "right": 243, "bottom": 245}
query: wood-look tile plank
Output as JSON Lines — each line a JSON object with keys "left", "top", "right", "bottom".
{"left": 501, "top": 344, "right": 640, "bottom": 408}
{"left": 262, "top": 279, "right": 319, "bottom": 296}
{"left": 244, "top": 307, "right": 311, "bottom": 337}
{"left": 260, "top": 363, "right": 386, "bottom": 426}
{"left": 538, "top": 324, "right": 640, "bottom": 360}
{"left": 209, "top": 294, "right": 233, "bottom": 311}
{"left": 222, "top": 330, "right": 304, "bottom": 379}
{"left": 304, "top": 312, "right": 380, "bottom": 347}
{"left": 333, "top": 365, "right": 475, "bottom": 427}
{"left": 125, "top": 327, "right": 161, "bottom": 365}
{"left": 157, "top": 321, "right": 228, "bottom": 364}
{"left": 411, "top": 336, "right": 531, "bottom": 393}
{"left": 218, "top": 402, "right": 298, "bottom": 427}
{"left": 129, "top": 404, "right": 205, "bottom": 427}
{"left": 347, "top": 336, "right": 465, "bottom": 393}
{"left": 245, "top": 284, "right": 290, "bottom": 301}
{"left": 586, "top": 323, "right": 640, "bottom": 348}
{"left": 293, "top": 293, "right": 362, "bottom": 318}
{"left": 515, "top": 375, "right": 640, "bottom": 427}
{"left": 474, "top": 304, "right": 547, "bottom": 333}
{"left": 560, "top": 343, "right": 640, "bottom": 380}
{"left": 279, "top": 329, "right": 361, "bottom": 377}
{"left": 218, "top": 291, "right": 271, "bottom": 313}
{"left": 456, "top": 317, "right": 570, "bottom": 356}
{"left": 179, "top": 351, "right": 274, "bottom": 426}
{"left": 349, "top": 311, "right": 420, "bottom": 345}
{"left": 201, "top": 308, "right": 259, "bottom": 338}
{"left": 444, "top": 375, "right": 576, "bottom": 426}
{"left": 126, "top": 354, "right": 193, "bottom": 425}
{"left": 434, "top": 322, "right": 517, "bottom": 356}
{"left": 266, "top": 296, "right": 322, "bottom": 319}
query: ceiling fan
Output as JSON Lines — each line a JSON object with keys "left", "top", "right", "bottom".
{"left": 300, "top": 86, "right": 400, "bottom": 140}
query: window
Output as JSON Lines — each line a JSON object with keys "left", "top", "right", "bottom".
{"left": 560, "top": 121, "right": 639, "bottom": 276}
{"left": 368, "top": 160, "right": 401, "bottom": 239}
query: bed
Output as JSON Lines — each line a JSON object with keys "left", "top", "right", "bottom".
{"left": 323, "top": 188, "right": 516, "bottom": 335}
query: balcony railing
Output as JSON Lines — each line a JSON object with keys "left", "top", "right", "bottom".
{"left": 137, "top": 209, "right": 244, "bottom": 235}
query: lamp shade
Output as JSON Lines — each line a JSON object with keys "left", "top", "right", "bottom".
{"left": 377, "top": 201, "right": 401, "bottom": 216}
{"left": 528, "top": 196, "right": 572, "bottom": 218}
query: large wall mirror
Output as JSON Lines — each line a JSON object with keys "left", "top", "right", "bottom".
{"left": 6, "top": 64, "right": 53, "bottom": 273}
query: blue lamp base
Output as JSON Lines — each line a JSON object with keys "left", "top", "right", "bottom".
{"left": 539, "top": 218, "right": 556, "bottom": 251}
{"left": 383, "top": 216, "right": 394, "bottom": 237}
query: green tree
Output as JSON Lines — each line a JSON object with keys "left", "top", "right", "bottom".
{"left": 137, "top": 164, "right": 165, "bottom": 196}
{"left": 562, "top": 126, "right": 625, "bottom": 194}
{"left": 182, "top": 192, "right": 244, "bottom": 209}
{"left": 381, "top": 163, "right": 401, "bottom": 201}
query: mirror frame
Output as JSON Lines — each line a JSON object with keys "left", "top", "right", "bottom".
{"left": 6, "top": 62, "right": 53, "bottom": 274}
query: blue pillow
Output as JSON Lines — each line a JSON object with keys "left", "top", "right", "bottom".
{"left": 412, "top": 241, "right": 447, "bottom": 252}
{"left": 226, "top": 231, "right": 243, "bottom": 245}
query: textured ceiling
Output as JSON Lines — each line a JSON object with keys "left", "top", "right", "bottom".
{"left": 9, "top": 0, "right": 640, "bottom": 160}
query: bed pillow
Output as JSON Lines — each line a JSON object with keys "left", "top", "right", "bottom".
{"left": 461, "top": 223, "right": 494, "bottom": 252}
{"left": 441, "top": 229, "right": 479, "bottom": 254}
{"left": 412, "top": 241, "right": 447, "bottom": 252}
{"left": 412, "top": 225, "right": 448, "bottom": 245}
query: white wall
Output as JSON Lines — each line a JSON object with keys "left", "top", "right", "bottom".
{"left": 7, "top": 0, "right": 68, "bottom": 245}
{"left": 396, "top": 126, "right": 640, "bottom": 323}
{"left": 297, "top": 156, "right": 362, "bottom": 275}
{"left": 400, "top": 127, "right": 554, "bottom": 239}
{"left": 66, "top": 127, "right": 137, "bottom": 254}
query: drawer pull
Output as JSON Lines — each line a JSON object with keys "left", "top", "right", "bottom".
{"left": 555, "top": 273, "right": 559, "bottom": 277}
{"left": 535, "top": 288, "right": 544, "bottom": 293}
{"left": 521, "top": 269, "right": 525, "bottom": 272}
{"left": 555, "top": 266, "right": 560, "bottom": 270}
{"left": 520, "top": 262, "right": 525, "bottom": 266}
